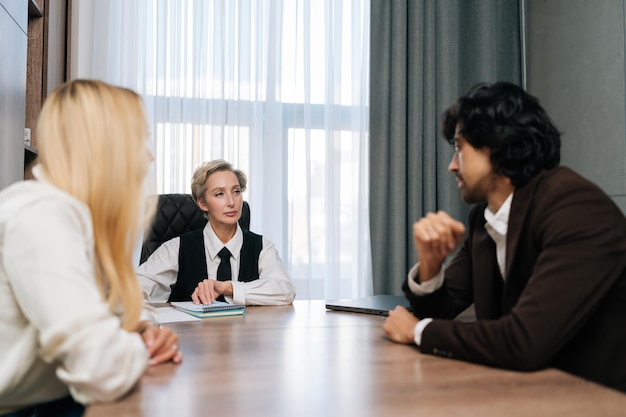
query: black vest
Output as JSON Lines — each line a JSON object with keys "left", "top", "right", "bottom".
{"left": 168, "top": 229, "right": 263, "bottom": 302}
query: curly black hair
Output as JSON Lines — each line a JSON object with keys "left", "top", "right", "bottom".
{"left": 441, "top": 82, "right": 561, "bottom": 187}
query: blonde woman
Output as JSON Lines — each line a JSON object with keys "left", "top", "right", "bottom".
{"left": 137, "top": 160, "right": 296, "bottom": 305}
{"left": 0, "top": 80, "right": 182, "bottom": 417}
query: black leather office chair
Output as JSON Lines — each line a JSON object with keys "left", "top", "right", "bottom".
{"left": 140, "top": 194, "right": 250, "bottom": 264}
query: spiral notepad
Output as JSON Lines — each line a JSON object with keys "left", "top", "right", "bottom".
{"left": 170, "top": 301, "right": 246, "bottom": 313}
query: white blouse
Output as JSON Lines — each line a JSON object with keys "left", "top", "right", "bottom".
{"left": 0, "top": 173, "right": 148, "bottom": 414}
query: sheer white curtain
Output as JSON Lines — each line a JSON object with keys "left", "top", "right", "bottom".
{"left": 81, "top": 0, "right": 371, "bottom": 300}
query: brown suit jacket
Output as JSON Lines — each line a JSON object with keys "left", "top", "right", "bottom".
{"left": 404, "top": 167, "right": 626, "bottom": 392}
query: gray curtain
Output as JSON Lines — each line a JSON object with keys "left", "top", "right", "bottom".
{"left": 369, "top": 0, "right": 522, "bottom": 295}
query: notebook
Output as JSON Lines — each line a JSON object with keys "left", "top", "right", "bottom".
{"left": 325, "top": 295, "right": 411, "bottom": 316}
{"left": 172, "top": 308, "right": 245, "bottom": 319}
{"left": 170, "top": 301, "right": 246, "bottom": 318}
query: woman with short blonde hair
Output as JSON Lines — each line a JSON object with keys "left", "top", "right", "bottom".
{"left": 138, "top": 159, "right": 296, "bottom": 305}
{"left": 191, "top": 159, "right": 248, "bottom": 218}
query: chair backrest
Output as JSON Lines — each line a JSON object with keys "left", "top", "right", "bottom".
{"left": 140, "top": 193, "right": 250, "bottom": 264}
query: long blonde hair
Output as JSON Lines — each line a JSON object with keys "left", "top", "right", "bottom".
{"left": 37, "top": 80, "right": 149, "bottom": 331}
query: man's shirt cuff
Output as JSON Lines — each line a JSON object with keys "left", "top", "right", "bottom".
{"left": 414, "top": 318, "right": 433, "bottom": 346}
{"left": 406, "top": 263, "right": 445, "bottom": 295}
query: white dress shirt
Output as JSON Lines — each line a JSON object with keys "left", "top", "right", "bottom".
{"left": 407, "top": 193, "right": 513, "bottom": 346}
{"left": 136, "top": 222, "right": 296, "bottom": 305}
{"left": 0, "top": 170, "right": 149, "bottom": 414}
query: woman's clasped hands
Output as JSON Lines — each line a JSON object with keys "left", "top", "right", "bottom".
{"left": 140, "top": 323, "right": 183, "bottom": 365}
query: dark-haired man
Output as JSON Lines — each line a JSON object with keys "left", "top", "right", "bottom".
{"left": 383, "top": 82, "right": 626, "bottom": 392}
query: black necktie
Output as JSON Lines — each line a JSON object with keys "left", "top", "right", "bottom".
{"left": 217, "top": 247, "right": 232, "bottom": 281}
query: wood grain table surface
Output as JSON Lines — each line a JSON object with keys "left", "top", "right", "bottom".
{"left": 85, "top": 300, "right": 626, "bottom": 417}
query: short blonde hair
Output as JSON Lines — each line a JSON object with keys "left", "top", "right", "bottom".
{"left": 37, "top": 80, "right": 150, "bottom": 331}
{"left": 191, "top": 160, "right": 247, "bottom": 210}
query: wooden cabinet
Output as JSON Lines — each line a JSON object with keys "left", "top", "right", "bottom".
{"left": 25, "top": 0, "right": 69, "bottom": 179}
{"left": 24, "top": 0, "right": 43, "bottom": 179}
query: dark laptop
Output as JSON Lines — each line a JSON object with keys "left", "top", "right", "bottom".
{"left": 325, "top": 295, "right": 411, "bottom": 316}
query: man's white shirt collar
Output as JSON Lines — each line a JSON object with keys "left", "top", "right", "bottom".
{"left": 484, "top": 193, "right": 513, "bottom": 237}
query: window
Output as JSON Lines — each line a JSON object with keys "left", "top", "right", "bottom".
{"left": 88, "top": 0, "right": 371, "bottom": 299}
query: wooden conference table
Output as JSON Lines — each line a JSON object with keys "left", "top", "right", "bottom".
{"left": 86, "top": 300, "right": 626, "bottom": 417}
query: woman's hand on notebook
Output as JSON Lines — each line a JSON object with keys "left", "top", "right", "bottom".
{"left": 191, "top": 279, "right": 234, "bottom": 304}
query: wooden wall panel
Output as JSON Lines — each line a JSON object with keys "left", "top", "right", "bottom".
{"left": 26, "top": 0, "right": 44, "bottom": 149}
